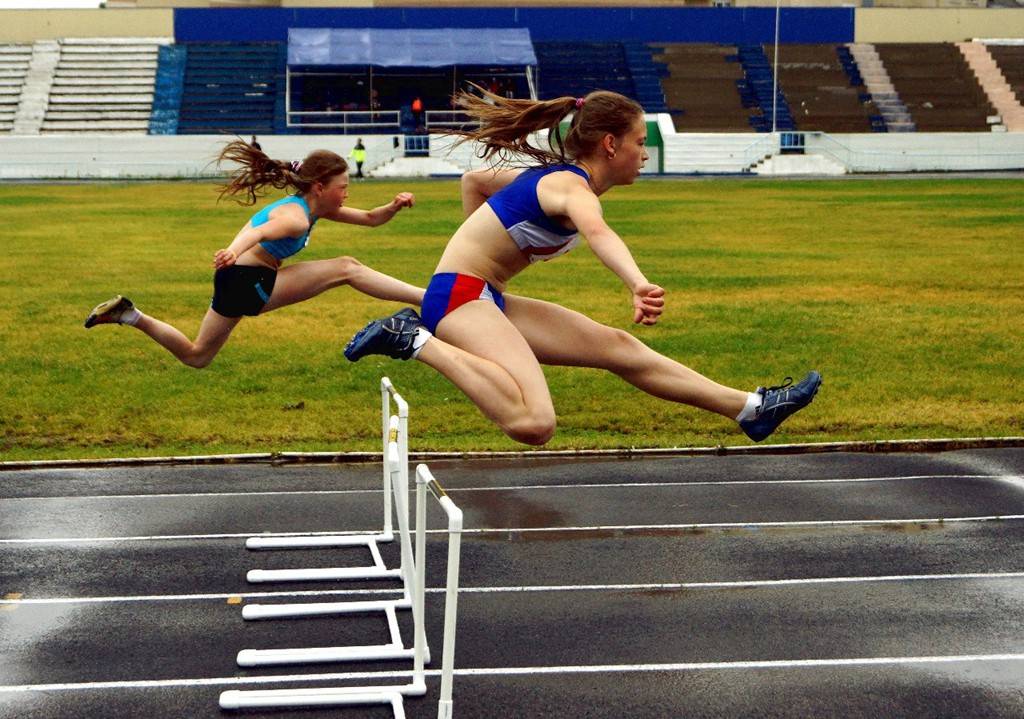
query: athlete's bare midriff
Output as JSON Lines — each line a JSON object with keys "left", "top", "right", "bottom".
{"left": 434, "top": 203, "right": 530, "bottom": 292}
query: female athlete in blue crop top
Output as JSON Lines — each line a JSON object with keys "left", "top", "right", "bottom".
{"left": 85, "top": 140, "right": 424, "bottom": 368}
{"left": 346, "top": 89, "right": 821, "bottom": 445}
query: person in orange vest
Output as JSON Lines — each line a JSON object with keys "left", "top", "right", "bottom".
{"left": 411, "top": 96, "right": 423, "bottom": 127}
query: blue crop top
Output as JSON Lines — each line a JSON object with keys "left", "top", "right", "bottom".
{"left": 485, "top": 164, "right": 589, "bottom": 264}
{"left": 252, "top": 195, "right": 317, "bottom": 261}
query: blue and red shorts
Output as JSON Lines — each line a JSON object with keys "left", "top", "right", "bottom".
{"left": 421, "top": 272, "right": 506, "bottom": 333}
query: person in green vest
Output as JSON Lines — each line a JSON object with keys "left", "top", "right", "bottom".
{"left": 349, "top": 138, "right": 366, "bottom": 179}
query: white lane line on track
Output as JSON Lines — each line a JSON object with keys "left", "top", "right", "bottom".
{"left": 4, "top": 513, "right": 1024, "bottom": 545}
{"left": 3, "top": 653, "right": 1024, "bottom": 693}
{"left": 0, "top": 474, "right": 1010, "bottom": 502}
{"left": 4, "top": 571, "right": 1024, "bottom": 606}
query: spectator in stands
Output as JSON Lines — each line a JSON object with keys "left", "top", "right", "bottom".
{"left": 349, "top": 138, "right": 366, "bottom": 179}
{"left": 343, "top": 87, "right": 821, "bottom": 446}
{"left": 84, "top": 140, "right": 424, "bottom": 369}
{"left": 411, "top": 96, "right": 424, "bottom": 127}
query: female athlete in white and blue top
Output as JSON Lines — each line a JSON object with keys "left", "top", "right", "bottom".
{"left": 85, "top": 140, "right": 423, "bottom": 368}
{"left": 346, "top": 89, "right": 821, "bottom": 445}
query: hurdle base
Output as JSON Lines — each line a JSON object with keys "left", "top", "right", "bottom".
{"left": 242, "top": 595, "right": 411, "bottom": 621}
{"left": 237, "top": 644, "right": 430, "bottom": 667}
{"left": 220, "top": 681, "right": 426, "bottom": 712}
{"left": 246, "top": 566, "right": 401, "bottom": 583}
{"left": 246, "top": 532, "right": 393, "bottom": 550}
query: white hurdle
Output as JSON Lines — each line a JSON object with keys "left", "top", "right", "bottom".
{"left": 235, "top": 418, "right": 425, "bottom": 667}
{"left": 236, "top": 378, "right": 415, "bottom": 657}
{"left": 415, "top": 463, "right": 464, "bottom": 719}
{"left": 242, "top": 378, "right": 408, "bottom": 590}
{"left": 219, "top": 380, "right": 464, "bottom": 716}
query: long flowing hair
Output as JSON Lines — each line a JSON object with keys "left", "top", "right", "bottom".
{"left": 216, "top": 138, "right": 348, "bottom": 206}
{"left": 447, "top": 85, "right": 644, "bottom": 166}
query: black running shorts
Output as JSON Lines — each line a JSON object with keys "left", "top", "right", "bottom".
{"left": 211, "top": 265, "right": 277, "bottom": 318}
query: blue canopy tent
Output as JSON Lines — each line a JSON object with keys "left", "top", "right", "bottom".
{"left": 285, "top": 28, "right": 538, "bottom": 133}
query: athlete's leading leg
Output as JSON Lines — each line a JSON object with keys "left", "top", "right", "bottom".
{"left": 346, "top": 299, "right": 556, "bottom": 445}
{"left": 504, "top": 294, "right": 748, "bottom": 418}
{"left": 417, "top": 301, "right": 556, "bottom": 445}
{"left": 261, "top": 256, "right": 423, "bottom": 313}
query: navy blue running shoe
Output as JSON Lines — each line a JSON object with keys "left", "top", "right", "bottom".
{"left": 739, "top": 370, "right": 822, "bottom": 442}
{"left": 344, "top": 307, "right": 423, "bottom": 361}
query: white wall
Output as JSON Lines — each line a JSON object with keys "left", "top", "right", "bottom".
{"left": 806, "top": 132, "right": 1024, "bottom": 172}
{"left": 0, "top": 134, "right": 401, "bottom": 180}
{"left": 2, "top": 130, "right": 1023, "bottom": 179}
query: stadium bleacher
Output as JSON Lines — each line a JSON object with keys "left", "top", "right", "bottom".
{"left": 875, "top": 43, "right": 995, "bottom": 132}
{"left": 176, "top": 42, "right": 283, "bottom": 136}
{"left": 848, "top": 43, "right": 915, "bottom": 132}
{"left": 651, "top": 44, "right": 753, "bottom": 133}
{"left": 0, "top": 44, "right": 30, "bottom": 135}
{"left": 987, "top": 43, "right": 1024, "bottom": 106}
{"left": 987, "top": 44, "right": 1024, "bottom": 102}
{"left": 774, "top": 44, "right": 882, "bottom": 134}
{"left": 736, "top": 44, "right": 795, "bottom": 132}
{"left": 42, "top": 38, "right": 167, "bottom": 134}
{"left": 149, "top": 44, "right": 186, "bottom": 135}
{"left": 621, "top": 41, "right": 669, "bottom": 114}
{"left": 0, "top": 33, "right": 1018, "bottom": 140}
{"left": 958, "top": 41, "right": 1024, "bottom": 132}
{"left": 534, "top": 41, "right": 636, "bottom": 104}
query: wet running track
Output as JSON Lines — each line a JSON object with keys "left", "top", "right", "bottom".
{"left": 2, "top": 448, "right": 1024, "bottom": 718}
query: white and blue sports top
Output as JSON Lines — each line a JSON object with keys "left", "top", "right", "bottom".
{"left": 252, "top": 195, "right": 318, "bottom": 261}
{"left": 485, "top": 164, "right": 589, "bottom": 264}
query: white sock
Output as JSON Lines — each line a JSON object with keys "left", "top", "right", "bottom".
{"left": 735, "top": 391, "right": 762, "bottom": 423}
{"left": 410, "top": 326, "right": 432, "bottom": 359}
{"left": 121, "top": 307, "right": 142, "bottom": 327}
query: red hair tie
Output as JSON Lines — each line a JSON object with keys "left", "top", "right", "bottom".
{"left": 575, "top": 97, "right": 586, "bottom": 109}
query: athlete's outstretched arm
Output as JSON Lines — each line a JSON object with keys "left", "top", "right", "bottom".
{"left": 325, "top": 192, "right": 414, "bottom": 227}
{"left": 214, "top": 208, "right": 309, "bottom": 269}
{"left": 561, "top": 184, "right": 664, "bottom": 325}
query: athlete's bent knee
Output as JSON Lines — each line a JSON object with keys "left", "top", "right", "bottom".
{"left": 506, "top": 414, "right": 556, "bottom": 446}
{"left": 333, "top": 256, "right": 363, "bottom": 282}
{"left": 180, "top": 346, "right": 217, "bottom": 369}
{"left": 182, "top": 354, "right": 214, "bottom": 369}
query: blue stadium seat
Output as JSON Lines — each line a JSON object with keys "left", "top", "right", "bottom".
{"left": 736, "top": 44, "right": 795, "bottom": 132}
{"left": 534, "top": 42, "right": 639, "bottom": 105}
{"left": 176, "top": 42, "right": 283, "bottom": 135}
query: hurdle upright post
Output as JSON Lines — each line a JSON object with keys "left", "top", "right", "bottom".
{"left": 382, "top": 377, "right": 411, "bottom": 587}
{"left": 414, "top": 463, "right": 464, "bottom": 719}
{"left": 380, "top": 376, "right": 407, "bottom": 540}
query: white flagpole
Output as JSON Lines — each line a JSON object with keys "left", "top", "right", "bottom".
{"left": 772, "top": 0, "right": 781, "bottom": 134}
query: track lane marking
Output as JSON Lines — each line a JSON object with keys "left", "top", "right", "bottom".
{"left": 4, "top": 653, "right": 1024, "bottom": 693}
{"left": 4, "top": 571, "right": 1024, "bottom": 606}
{"left": 0, "top": 474, "right": 1011, "bottom": 502}
{"left": 3, "top": 513, "right": 1024, "bottom": 545}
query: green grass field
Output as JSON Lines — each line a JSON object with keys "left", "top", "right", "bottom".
{"left": 1, "top": 177, "right": 1022, "bottom": 461}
